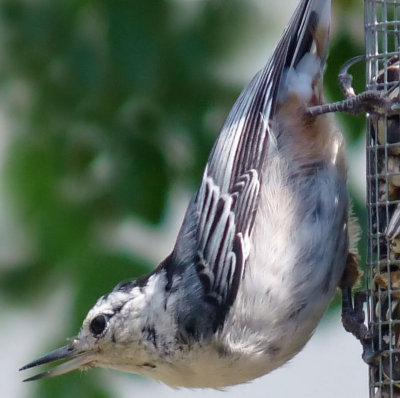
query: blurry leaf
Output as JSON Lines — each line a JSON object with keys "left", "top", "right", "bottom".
{"left": 0, "top": 0, "right": 367, "bottom": 395}
{"left": 114, "top": 135, "right": 170, "bottom": 224}
{"left": 35, "top": 371, "right": 111, "bottom": 398}
{"left": 334, "top": 0, "right": 362, "bottom": 11}
{"left": 0, "top": 261, "right": 53, "bottom": 302}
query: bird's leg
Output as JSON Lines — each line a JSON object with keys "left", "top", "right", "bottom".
{"left": 341, "top": 287, "right": 369, "bottom": 342}
{"left": 341, "top": 287, "right": 376, "bottom": 364}
{"left": 339, "top": 251, "right": 377, "bottom": 364}
{"left": 307, "top": 55, "right": 400, "bottom": 117}
{"left": 338, "top": 55, "right": 364, "bottom": 99}
{"left": 307, "top": 91, "right": 397, "bottom": 116}
{"left": 340, "top": 251, "right": 367, "bottom": 342}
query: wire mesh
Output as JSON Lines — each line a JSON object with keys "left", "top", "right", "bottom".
{"left": 365, "top": 0, "right": 400, "bottom": 397}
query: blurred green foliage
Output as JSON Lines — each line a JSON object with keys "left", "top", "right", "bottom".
{"left": 0, "top": 0, "right": 366, "bottom": 397}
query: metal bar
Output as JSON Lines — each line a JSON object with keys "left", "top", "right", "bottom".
{"left": 365, "top": 0, "right": 400, "bottom": 396}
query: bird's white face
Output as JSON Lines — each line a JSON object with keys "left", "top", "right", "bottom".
{"left": 20, "top": 285, "right": 162, "bottom": 381}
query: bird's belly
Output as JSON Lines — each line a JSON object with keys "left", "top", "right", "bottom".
{"left": 219, "top": 154, "right": 348, "bottom": 378}
{"left": 138, "top": 344, "right": 285, "bottom": 388}
{"left": 146, "top": 155, "right": 349, "bottom": 389}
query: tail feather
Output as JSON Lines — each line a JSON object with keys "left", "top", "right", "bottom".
{"left": 204, "top": 0, "right": 333, "bottom": 190}
{"left": 288, "top": 1, "right": 331, "bottom": 68}
{"left": 274, "top": 0, "right": 331, "bottom": 109}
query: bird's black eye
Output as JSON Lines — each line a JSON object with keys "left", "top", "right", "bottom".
{"left": 90, "top": 315, "right": 108, "bottom": 336}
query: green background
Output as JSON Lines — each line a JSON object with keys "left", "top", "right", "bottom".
{"left": 0, "top": 1, "right": 366, "bottom": 397}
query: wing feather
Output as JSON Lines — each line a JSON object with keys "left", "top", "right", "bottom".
{"left": 169, "top": 0, "right": 331, "bottom": 329}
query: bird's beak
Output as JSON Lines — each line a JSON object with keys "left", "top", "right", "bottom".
{"left": 19, "top": 342, "right": 96, "bottom": 382}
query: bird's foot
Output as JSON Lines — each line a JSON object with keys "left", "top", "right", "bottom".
{"left": 307, "top": 54, "right": 400, "bottom": 117}
{"left": 307, "top": 90, "right": 399, "bottom": 117}
{"left": 341, "top": 287, "right": 375, "bottom": 364}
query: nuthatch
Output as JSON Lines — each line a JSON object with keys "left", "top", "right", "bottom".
{"left": 20, "top": 0, "right": 360, "bottom": 388}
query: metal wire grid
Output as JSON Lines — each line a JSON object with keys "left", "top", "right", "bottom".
{"left": 365, "top": 0, "right": 400, "bottom": 396}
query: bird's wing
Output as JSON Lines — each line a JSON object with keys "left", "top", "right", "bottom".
{"left": 168, "top": 0, "right": 331, "bottom": 329}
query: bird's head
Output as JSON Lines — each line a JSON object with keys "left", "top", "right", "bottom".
{"left": 20, "top": 274, "right": 172, "bottom": 381}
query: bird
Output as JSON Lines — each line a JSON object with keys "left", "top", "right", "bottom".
{"left": 20, "top": 0, "right": 360, "bottom": 388}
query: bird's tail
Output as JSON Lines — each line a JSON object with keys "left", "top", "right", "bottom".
{"left": 269, "top": 0, "right": 341, "bottom": 165}
{"left": 273, "top": 0, "right": 331, "bottom": 111}
{"left": 205, "top": 0, "right": 334, "bottom": 181}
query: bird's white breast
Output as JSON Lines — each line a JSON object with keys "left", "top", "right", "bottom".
{"left": 217, "top": 141, "right": 348, "bottom": 384}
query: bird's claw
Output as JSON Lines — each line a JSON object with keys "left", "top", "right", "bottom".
{"left": 307, "top": 55, "right": 400, "bottom": 117}
{"left": 341, "top": 288, "right": 376, "bottom": 365}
